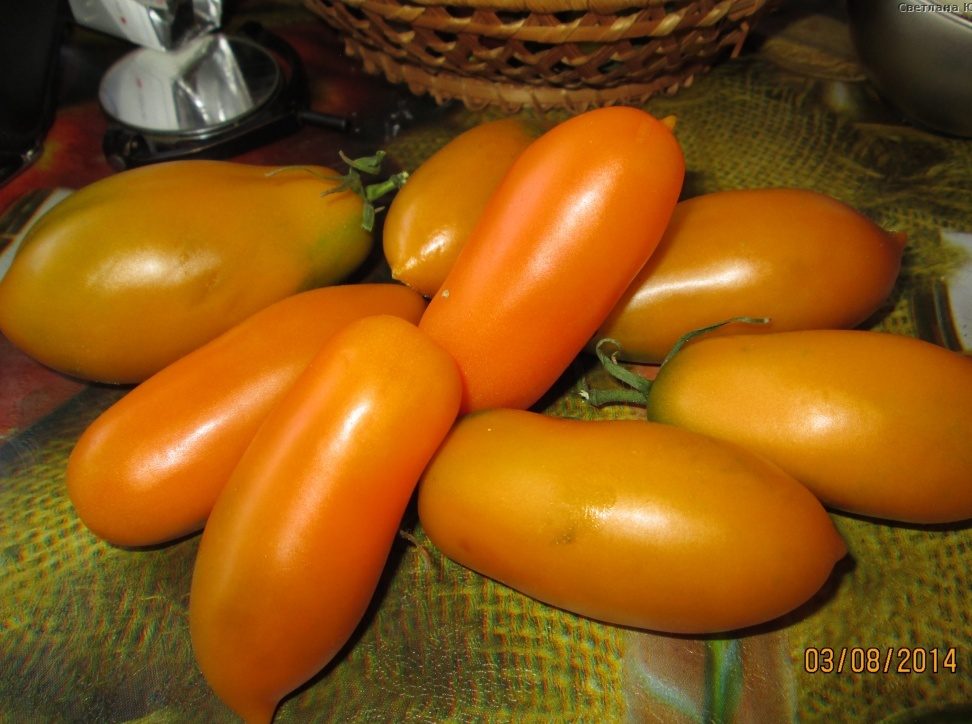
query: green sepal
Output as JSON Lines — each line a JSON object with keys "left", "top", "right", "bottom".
{"left": 266, "top": 151, "right": 409, "bottom": 233}
{"left": 580, "top": 316, "right": 771, "bottom": 412}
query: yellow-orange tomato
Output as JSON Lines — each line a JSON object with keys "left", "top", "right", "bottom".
{"left": 190, "top": 315, "right": 461, "bottom": 723}
{"left": 0, "top": 160, "right": 376, "bottom": 383}
{"left": 383, "top": 118, "right": 536, "bottom": 297}
{"left": 420, "top": 107, "right": 684, "bottom": 413}
{"left": 647, "top": 330, "right": 972, "bottom": 523}
{"left": 595, "top": 188, "right": 907, "bottom": 363}
{"left": 418, "top": 409, "right": 846, "bottom": 634}
{"left": 67, "top": 284, "right": 426, "bottom": 547}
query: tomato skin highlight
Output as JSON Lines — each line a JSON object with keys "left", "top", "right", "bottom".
{"left": 66, "top": 284, "right": 426, "bottom": 547}
{"left": 189, "top": 315, "right": 462, "bottom": 723}
{"left": 0, "top": 160, "right": 374, "bottom": 383}
{"left": 418, "top": 107, "right": 685, "bottom": 413}
{"left": 383, "top": 118, "right": 536, "bottom": 297}
{"left": 647, "top": 330, "right": 972, "bottom": 524}
{"left": 596, "top": 188, "right": 907, "bottom": 363}
{"left": 418, "top": 409, "right": 846, "bottom": 634}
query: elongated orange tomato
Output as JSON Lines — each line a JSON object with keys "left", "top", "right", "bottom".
{"left": 646, "top": 330, "right": 972, "bottom": 523}
{"left": 190, "top": 315, "right": 462, "bottom": 723}
{"left": 383, "top": 118, "right": 536, "bottom": 297}
{"left": 419, "top": 107, "right": 684, "bottom": 413}
{"left": 595, "top": 188, "right": 907, "bottom": 362}
{"left": 418, "top": 409, "right": 846, "bottom": 634}
{"left": 66, "top": 284, "right": 425, "bottom": 547}
{"left": 0, "top": 159, "right": 387, "bottom": 383}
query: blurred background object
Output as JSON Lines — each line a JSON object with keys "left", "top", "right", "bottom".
{"left": 96, "top": 21, "right": 353, "bottom": 168}
{"left": 60, "top": 0, "right": 359, "bottom": 167}
{"left": 911, "top": 230, "right": 972, "bottom": 354}
{"left": 0, "top": 0, "right": 68, "bottom": 185}
{"left": 846, "top": 0, "right": 972, "bottom": 137}
{"left": 66, "top": 0, "right": 223, "bottom": 51}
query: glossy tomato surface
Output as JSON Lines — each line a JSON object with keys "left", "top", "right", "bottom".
{"left": 596, "top": 188, "right": 907, "bottom": 362}
{"left": 418, "top": 409, "right": 846, "bottom": 634}
{"left": 419, "top": 107, "right": 684, "bottom": 413}
{"left": 190, "top": 315, "right": 462, "bottom": 723}
{"left": 0, "top": 160, "right": 372, "bottom": 383}
{"left": 648, "top": 330, "right": 972, "bottom": 523}
{"left": 67, "top": 284, "right": 426, "bottom": 547}
{"left": 383, "top": 118, "right": 535, "bottom": 297}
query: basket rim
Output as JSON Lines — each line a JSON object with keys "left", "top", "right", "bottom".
{"left": 343, "top": 35, "right": 710, "bottom": 112}
{"left": 319, "top": 0, "right": 766, "bottom": 43}
{"left": 308, "top": 0, "right": 769, "bottom": 19}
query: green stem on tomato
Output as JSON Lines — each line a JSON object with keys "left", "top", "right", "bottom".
{"left": 266, "top": 151, "right": 408, "bottom": 233}
{"left": 659, "top": 316, "right": 770, "bottom": 368}
{"left": 577, "top": 338, "right": 653, "bottom": 407}
{"left": 581, "top": 316, "right": 771, "bottom": 410}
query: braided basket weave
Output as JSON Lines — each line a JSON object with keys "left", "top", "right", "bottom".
{"left": 304, "top": 0, "right": 775, "bottom": 111}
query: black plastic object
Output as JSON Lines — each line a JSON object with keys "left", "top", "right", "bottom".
{"left": 0, "top": 0, "right": 68, "bottom": 185}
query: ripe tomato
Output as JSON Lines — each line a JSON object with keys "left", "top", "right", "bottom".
{"left": 190, "top": 315, "right": 461, "bottom": 723}
{"left": 419, "top": 107, "right": 684, "bottom": 413}
{"left": 383, "top": 118, "right": 536, "bottom": 297}
{"left": 0, "top": 158, "right": 389, "bottom": 383}
{"left": 67, "top": 284, "right": 426, "bottom": 547}
{"left": 646, "top": 330, "right": 972, "bottom": 523}
{"left": 596, "top": 188, "right": 907, "bottom": 362}
{"left": 418, "top": 409, "right": 846, "bottom": 634}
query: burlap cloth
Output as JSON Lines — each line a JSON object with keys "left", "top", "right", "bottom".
{"left": 2, "top": 1, "right": 970, "bottom": 721}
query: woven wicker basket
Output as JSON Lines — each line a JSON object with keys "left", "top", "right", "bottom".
{"left": 304, "top": 0, "right": 775, "bottom": 112}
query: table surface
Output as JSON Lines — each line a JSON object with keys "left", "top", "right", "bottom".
{"left": 2, "top": 1, "right": 972, "bottom": 722}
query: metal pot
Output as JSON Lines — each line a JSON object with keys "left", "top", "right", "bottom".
{"left": 846, "top": 0, "right": 972, "bottom": 137}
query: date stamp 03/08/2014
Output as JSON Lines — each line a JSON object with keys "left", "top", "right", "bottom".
{"left": 803, "top": 647, "right": 960, "bottom": 675}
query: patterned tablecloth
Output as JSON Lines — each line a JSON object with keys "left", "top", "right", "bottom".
{"left": 2, "top": 1, "right": 971, "bottom": 722}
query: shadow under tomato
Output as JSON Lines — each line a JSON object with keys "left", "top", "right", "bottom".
{"left": 831, "top": 508, "right": 972, "bottom": 534}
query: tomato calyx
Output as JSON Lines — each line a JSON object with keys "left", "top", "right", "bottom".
{"left": 580, "top": 316, "right": 770, "bottom": 409}
{"left": 578, "top": 338, "right": 653, "bottom": 406}
{"left": 266, "top": 151, "right": 409, "bottom": 232}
